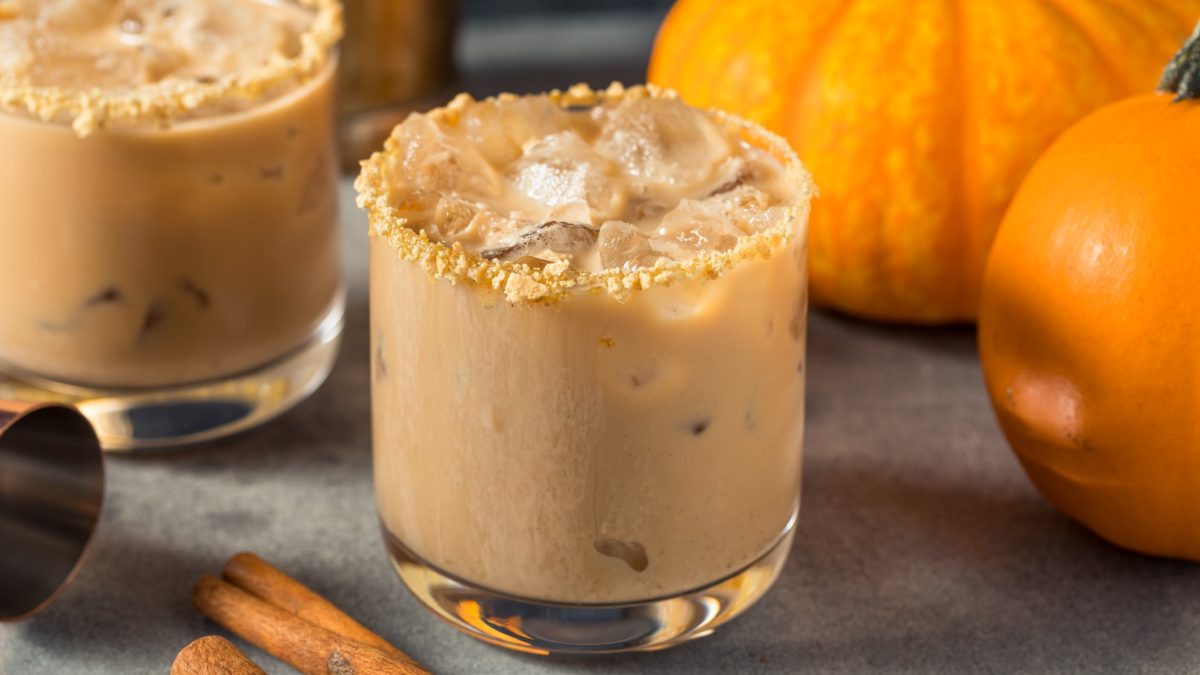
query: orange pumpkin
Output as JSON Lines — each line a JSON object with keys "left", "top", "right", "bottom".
{"left": 649, "top": 0, "right": 1200, "bottom": 323}
{"left": 979, "top": 25, "right": 1200, "bottom": 559}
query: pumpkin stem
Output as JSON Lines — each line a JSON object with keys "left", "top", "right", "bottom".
{"left": 1160, "top": 21, "right": 1200, "bottom": 102}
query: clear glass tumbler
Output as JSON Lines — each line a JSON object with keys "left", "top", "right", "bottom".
{"left": 360, "top": 85, "right": 812, "bottom": 654}
{"left": 0, "top": 0, "right": 345, "bottom": 450}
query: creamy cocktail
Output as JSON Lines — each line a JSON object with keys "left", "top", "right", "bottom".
{"left": 360, "top": 83, "right": 812, "bottom": 652}
{"left": 0, "top": 0, "right": 343, "bottom": 448}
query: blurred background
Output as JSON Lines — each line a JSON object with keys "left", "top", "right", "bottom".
{"left": 458, "top": 0, "right": 670, "bottom": 84}
{"left": 465, "top": 0, "right": 671, "bottom": 15}
{"left": 338, "top": 0, "right": 675, "bottom": 164}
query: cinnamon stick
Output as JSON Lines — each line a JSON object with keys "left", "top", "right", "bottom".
{"left": 222, "top": 552, "right": 406, "bottom": 661}
{"left": 171, "top": 636, "right": 266, "bottom": 675}
{"left": 193, "top": 576, "right": 428, "bottom": 675}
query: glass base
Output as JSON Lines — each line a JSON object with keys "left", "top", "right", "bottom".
{"left": 383, "top": 508, "right": 797, "bottom": 655}
{"left": 0, "top": 295, "right": 343, "bottom": 452}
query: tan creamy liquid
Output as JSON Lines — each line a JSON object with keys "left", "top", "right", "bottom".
{"left": 369, "top": 90, "right": 809, "bottom": 603}
{"left": 0, "top": 1, "right": 340, "bottom": 388}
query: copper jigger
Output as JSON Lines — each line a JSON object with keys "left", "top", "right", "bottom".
{"left": 0, "top": 401, "right": 104, "bottom": 621}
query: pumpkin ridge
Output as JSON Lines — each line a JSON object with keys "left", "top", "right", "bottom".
{"left": 1139, "top": 0, "right": 1200, "bottom": 30}
{"left": 678, "top": 0, "right": 738, "bottom": 110}
{"left": 949, "top": 0, "right": 976, "bottom": 316}
{"left": 778, "top": 0, "right": 858, "bottom": 311}
{"left": 1036, "top": 0, "right": 1141, "bottom": 92}
{"left": 780, "top": 0, "right": 860, "bottom": 149}
{"left": 1084, "top": 0, "right": 1200, "bottom": 84}
{"left": 784, "top": 0, "right": 890, "bottom": 312}
{"left": 1087, "top": 0, "right": 1174, "bottom": 39}
{"left": 715, "top": 2, "right": 777, "bottom": 118}
{"left": 650, "top": 0, "right": 722, "bottom": 91}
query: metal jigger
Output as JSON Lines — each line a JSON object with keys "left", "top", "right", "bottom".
{"left": 0, "top": 401, "right": 104, "bottom": 621}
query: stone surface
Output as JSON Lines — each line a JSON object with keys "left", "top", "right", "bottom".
{"left": 5, "top": 28, "right": 1200, "bottom": 672}
{"left": 4, "top": 180, "right": 1200, "bottom": 674}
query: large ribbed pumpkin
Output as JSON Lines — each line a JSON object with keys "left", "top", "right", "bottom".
{"left": 649, "top": 0, "right": 1200, "bottom": 323}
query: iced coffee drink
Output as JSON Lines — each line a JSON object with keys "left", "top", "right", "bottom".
{"left": 0, "top": 0, "right": 344, "bottom": 449}
{"left": 360, "top": 83, "right": 813, "bottom": 653}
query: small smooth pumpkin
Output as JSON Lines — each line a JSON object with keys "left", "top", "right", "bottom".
{"left": 649, "top": 0, "right": 1200, "bottom": 323}
{"left": 979, "top": 24, "right": 1200, "bottom": 559}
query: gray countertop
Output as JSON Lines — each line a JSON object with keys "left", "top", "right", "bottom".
{"left": 5, "top": 23, "right": 1200, "bottom": 674}
{"left": 5, "top": 181, "right": 1200, "bottom": 675}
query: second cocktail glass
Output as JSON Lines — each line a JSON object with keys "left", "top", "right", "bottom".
{"left": 0, "top": 0, "right": 345, "bottom": 450}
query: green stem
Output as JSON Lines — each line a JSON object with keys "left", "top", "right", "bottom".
{"left": 1160, "top": 21, "right": 1200, "bottom": 102}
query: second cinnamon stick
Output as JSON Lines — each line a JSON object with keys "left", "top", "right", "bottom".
{"left": 193, "top": 575, "right": 428, "bottom": 675}
{"left": 171, "top": 636, "right": 265, "bottom": 675}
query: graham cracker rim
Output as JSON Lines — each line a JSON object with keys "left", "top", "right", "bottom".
{"left": 355, "top": 82, "right": 815, "bottom": 304}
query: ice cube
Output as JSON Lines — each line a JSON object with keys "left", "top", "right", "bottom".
{"left": 700, "top": 184, "right": 773, "bottom": 229}
{"left": 598, "top": 220, "right": 661, "bottom": 270}
{"left": 461, "top": 97, "right": 570, "bottom": 166}
{"left": 91, "top": 49, "right": 150, "bottom": 87}
{"left": 480, "top": 221, "right": 598, "bottom": 262}
{"left": 390, "top": 115, "right": 503, "bottom": 197}
{"left": 386, "top": 187, "right": 439, "bottom": 217}
{"left": 657, "top": 199, "right": 744, "bottom": 253}
{"left": 548, "top": 201, "right": 592, "bottom": 224}
{"left": 630, "top": 200, "right": 668, "bottom": 223}
{"left": 430, "top": 195, "right": 479, "bottom": 239}
{"left": 465, "top": 209, "right": 522, "bottom": 245}
{"left": 594, "top": 97, "right": 733, "bottom": 188}
{"left": 677, "top": 222, "right": 742, "bottom": 252}
{"left": 138, "top": 43, "right": 185, "bottom": 82}
{"left": 0, "top": 26, "right": 32, "bottom": 77}
{"left": 510, "top": 131, "right": 616, "bottom": 218}
{"left": 37, "top": 0, "right": 119, "bottom": 29}
{"left": 747, "top": 204, "right": 790, "bottom": 233}
{"left": 706, "top": 157, "right": 747, "bottom": 196}
{"left": 166, "top": 0, "right": 309, "bottom": 78}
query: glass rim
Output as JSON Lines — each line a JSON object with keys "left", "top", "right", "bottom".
{"left": 355, "top": 82, "right": 816, "bottom": 305}
{"left": 0, "top": 0, "right": 343, "bottom": 137}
